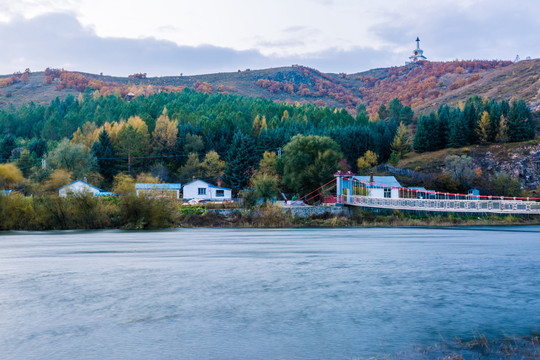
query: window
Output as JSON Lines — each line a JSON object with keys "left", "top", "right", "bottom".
{"left": 216, "top": 190, "right": 224, "bottom": 197}
{"left": 198, "top": 188, "right": 206, "bottom": 195}
{"left": 384, "top": 188, "right": 392, "bottom": 198}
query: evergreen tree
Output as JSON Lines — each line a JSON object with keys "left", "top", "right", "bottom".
{"left": 413, "top": 113, "right": 439, "bottom": 152}
{"left": 487, "top": 100, "right": 502, "bottom": 142}
{"left": 378, "top": 104, "right": 389, "bottom": 121}
{"left": 399, "top": 106, "right": 414, "bottom": 125}
{"left": 447, "top": 109, "right": 467, "bottom": 148}
{"left": 91, "top": 130, "right": 118, "bottom": 183}
{"left": 28, "top": 138, "right": 48, "bottom": 158}
{"left": 508, "top": 99, "right": 535, "bottom": 142}
{"left": 0, "top": 135, "right": 16, "bottom": 162}
{"left": 463, "top": 96, "right": 482, "bottom": 144}
{"left": 388, "top": 98, "right": 403, "bottom": 122}
{"left": 222, "top": 131, "right": 259, "bottom": 193}
{"left": 437, "top": 105, "right": 450, "bottom": 149}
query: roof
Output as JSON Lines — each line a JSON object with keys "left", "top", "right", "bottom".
{"left": 0, "top": 190, "right": 12, "bottom": 196}
{"left": 353, "top": 176, "right": 402, "bottom": 188}
{"left": 408, "top": 187, "right": 427, "bottom": 191}
{"left": 135, "top": 183, "right": 182, "bottom": 190}
{"left": 58, "top": 179, "right": 104, "bottom": 192}
{"left": 183, "top": 179, "right": 231, "bottom": 191}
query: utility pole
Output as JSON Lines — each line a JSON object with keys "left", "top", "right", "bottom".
{"left": 41, "top": 158, "right": 46, "bottom": 169}
{"left": 277, "top": 147, "right": 282, "bottom": 158}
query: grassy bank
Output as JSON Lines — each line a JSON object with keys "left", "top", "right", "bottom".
{"left": 2, "top": 193, "right": 539, "bottom": 230}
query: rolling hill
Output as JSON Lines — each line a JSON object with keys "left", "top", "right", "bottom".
{"left": 1, "top": 59, "right": 539, "bottom": 117}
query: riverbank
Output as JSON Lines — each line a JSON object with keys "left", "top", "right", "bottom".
{"left": 2, "top": 192, "right": 539, "bottom": 230}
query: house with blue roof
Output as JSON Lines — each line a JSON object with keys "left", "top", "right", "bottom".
{"left": 338, "top": 173, "right": 402, "bottom": 200}
{"left": 58, "top": 180, "right": 115, "bottom": 197}
{"left": 0, "top": 190, "right": 12, "bottom": 196}
{"left": 183, "top": 179, "right": 232, "bottom": 202}
{"left": 136, "top": 183, "right": 182, "bottom": 199}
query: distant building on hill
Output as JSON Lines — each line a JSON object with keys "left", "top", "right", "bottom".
{"left": 406, "top": 37, "right": 428, "bottom": 64}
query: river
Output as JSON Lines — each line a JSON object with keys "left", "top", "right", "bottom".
{"left": 1, "top": 227, "right": 539, "bottom": 360}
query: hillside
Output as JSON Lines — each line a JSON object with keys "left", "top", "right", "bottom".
{"left": 1, "top": 59, "right": 539, "bottom": 116}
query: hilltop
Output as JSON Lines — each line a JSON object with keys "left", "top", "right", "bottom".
{"left": 0, "top": 59, "right": 539, "bottom": 116}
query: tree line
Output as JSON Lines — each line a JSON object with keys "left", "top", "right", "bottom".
{"left": 413, "top": 96, "right": 535, "bottom": 152}
{"left": 0, "top": 89, "right": 535, "bottom": 200}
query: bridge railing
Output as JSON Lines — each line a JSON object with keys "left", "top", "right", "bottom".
{"left": 323, "top": 194, "right": 540, "bottom": 214}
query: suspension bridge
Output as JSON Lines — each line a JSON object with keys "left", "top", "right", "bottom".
{"left": 294, "top": 171, "right": 540, "bottom": 215}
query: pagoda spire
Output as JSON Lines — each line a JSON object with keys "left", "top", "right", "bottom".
{"left": 407, "top": 37, "right": 427, "bottom": 64}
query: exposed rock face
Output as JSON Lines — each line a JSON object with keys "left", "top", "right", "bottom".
{"left": 476, "top": 144, "right": 540, "bottom": 189}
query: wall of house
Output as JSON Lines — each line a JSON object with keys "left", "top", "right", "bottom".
{"left": 367, "top": 188, "right": 399, "bottom": 199}
{"left": 59, "top": 182, "right": 100, "bottom": 197}
{"left": 183, "top": 180, "right": 232, "bottom": 201}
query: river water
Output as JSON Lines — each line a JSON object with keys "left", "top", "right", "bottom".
{"left": 0, "top": 227, "right": 539, "bottom": 360}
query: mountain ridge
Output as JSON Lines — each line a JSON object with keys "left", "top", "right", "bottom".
{"left": 1, "top": 59, "right": 539, "bottom": 116}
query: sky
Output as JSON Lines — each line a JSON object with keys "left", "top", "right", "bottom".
{"left": 0, "top": 0, "right": 538, "bottom": 76}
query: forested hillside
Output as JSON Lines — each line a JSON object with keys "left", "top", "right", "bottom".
{"left": 0, "top": 85, "right": 536, "bottom": 201}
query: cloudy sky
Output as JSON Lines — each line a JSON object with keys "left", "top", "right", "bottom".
{"left": 0, "top": 0, "right": 538, "bottom": 76}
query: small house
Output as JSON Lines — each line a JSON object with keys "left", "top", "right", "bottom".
{"left": 0, "top": 190, "right": 12, "bottom": 196}
{"left": 468, "top": 188, "right": 480, "bottom": 200}
{"left": 183, "top": 179, "right": 232, "bottom": 202}
{"left": 58, "top": 180, "right": 115, "bottom": 197}
{"left": 339, "top": 173, "right": 402, "bottom": 199}
{"left": 135, "top": 183, "right": 182, "bottom": 199}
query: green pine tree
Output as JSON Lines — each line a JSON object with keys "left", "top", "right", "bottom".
{"left": 222, "top": 131, "right": 259, "bottom": 193}
{"left": 91, "top": 130, "right": 118, "bottom": 183}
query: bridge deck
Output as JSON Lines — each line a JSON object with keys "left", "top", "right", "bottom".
{"left": 324, "top": 195, "right": 540, "bottom": 215}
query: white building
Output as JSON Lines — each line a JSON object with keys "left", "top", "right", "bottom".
{"left": 58, "top": 180, "right": 114, "bottom": 197}
{"left": 353, "top": 175, "right": 402, "bottom": 199}
{"left": 407, "top": 37, "right": 428, "bottom": 64}
{"left": 135, "top": 183, "right": 182, "bottom": 199}
{"left": 337, "top": 172, "right": 402, "bottom": 201}
{"left": 182, "top": 179, "right": 232, "bottom": 202}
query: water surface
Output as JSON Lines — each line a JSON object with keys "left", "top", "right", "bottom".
{"left": 1, "top": 227, "right": 539, "bottom": 359}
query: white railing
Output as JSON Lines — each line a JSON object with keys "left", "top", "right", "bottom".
{"left": 343, "top": 195, "right": 540, "bottom": 215}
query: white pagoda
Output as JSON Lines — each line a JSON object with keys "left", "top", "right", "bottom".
{"left": 407, "top": 37, "right": 427, "bottom": 64}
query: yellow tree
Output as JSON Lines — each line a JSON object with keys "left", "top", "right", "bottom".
{"left": 71, "top": 122, "right": 98, "bottom": 150}
{"left": 0, "top": 163, "right": 24, "bottom": 189}
{"left": 390, "top": 122, "right": 411, "bottom": 159}
{"left": 476, "top": 111, "right": 491, "bottom": 144}
{"left": 42, "top": 169, "right": 72, "bottom": 194}
{"left": 201, "top": 151, "right": 226, "bottom": 182}
{"left": 259, "top": 151, "right": 278, "bottom": 176}
{"left": 153, "top": 108, "right": 179, "bottom": 153}
{"left": 115, "top": 116, "right": 151, "bottom": 174}
{"left": 357, "top": 150, "right": 378, "bottom": 174}
{"left": 495, "top": 115, "right": 508, "bottom": 143}
{"left": 252, "top": 115, "right": 263, "bottom": 137}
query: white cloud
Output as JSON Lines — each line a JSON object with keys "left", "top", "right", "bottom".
{"left": 0, "top": 1, "right": 538, "bottom": 75}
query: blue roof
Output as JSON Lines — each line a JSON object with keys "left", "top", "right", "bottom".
{"left": 408, "top": 187, "right": 427, "bottom": 191}
{"left": 135, "top": 183, "right": 182, "bottom": 190}
{"left": 0, "top": 190, "right": 12, "bottom": 196}
{"left": 352, "top": 176, "right": 402, "bottom": 188}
